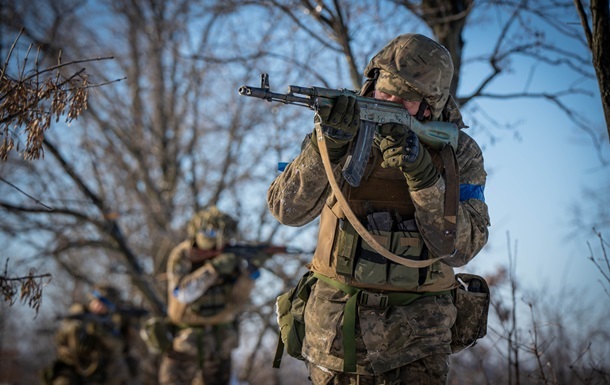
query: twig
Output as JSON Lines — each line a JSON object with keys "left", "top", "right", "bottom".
{"left": 0, "top": 177, "right": 53, "bottom": 211}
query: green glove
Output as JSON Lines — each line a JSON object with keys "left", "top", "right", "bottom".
{"left": 378, "top": 123, "right": 439, "bottom": 191}
{"left": 310, "top": 95, "right": 360, "bottom": 162}
{"left": 210, "top": 253, "right": 239, "bottom": 275}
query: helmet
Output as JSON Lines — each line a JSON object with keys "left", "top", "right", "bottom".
{"left": 187, "top": 206, "right": 237, "bottom": 250}
{"left": 363, "top": 34, "right": 453, "bottom": 119}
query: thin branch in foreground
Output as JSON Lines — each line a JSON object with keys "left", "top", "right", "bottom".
{"left": 0, "top": 176, "right": 54, "bottom": 211}
{"left": 1, "top": 258, "right": 52, "bottom": 316}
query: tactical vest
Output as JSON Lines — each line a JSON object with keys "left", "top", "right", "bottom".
{"left": 309, "top": 146, "right": 456, "bottom": 293}
{"left": 167, "top": 254, "right": 254, "bottom": 326}
{"left": 54, "top": 305, "right": 125, "bottom": 378}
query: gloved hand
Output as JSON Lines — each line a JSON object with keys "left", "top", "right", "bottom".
{"left": 378, "top": 123, "right": 439, "bottom": 191}
{"left": 210, "top": 252, "right": 239, "bottom": 275}
{"left": 174, "top": 263, "right": 219, "bottom": 304}
{"left": 310, "top": 95, "right": 360, "bottom": 162}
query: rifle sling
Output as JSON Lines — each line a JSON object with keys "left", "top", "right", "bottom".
{"left": 315, "top": 122, "right": 454, "bottom": 269}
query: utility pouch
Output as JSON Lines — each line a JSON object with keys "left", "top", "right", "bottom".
{"left": 273, "top": 271, "right": 318, "bottom": 368}
{"left": 451, "top": 273, "right": 490, "bottom": 353}
{"left": 387, "top": 230, "right": 424, "bottom": 286}
{"left": 140, "top": 316, "right": 175, "bottom": 354}
{"left": 356, "top": 232, "right": 391, "bottom": 285}
{"left": 335, "top": 220, "right": 358, "bottom": 277}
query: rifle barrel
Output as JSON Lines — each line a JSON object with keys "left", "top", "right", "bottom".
{"left": 238, "top": 86, "right": 312, "bottom": 107}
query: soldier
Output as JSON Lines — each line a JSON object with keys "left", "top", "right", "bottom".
{"left": 43, "top": 284, "right": 141, "bottom": 385}
{"left": 267, "top": 34, "right": 490, "bottom": 384}
{"left": 159, "top": 206, "right": 265, "bottom": 385}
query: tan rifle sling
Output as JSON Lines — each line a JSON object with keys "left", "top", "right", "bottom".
{"left": 314, "top": 121, "right": 458, "bottom": 268}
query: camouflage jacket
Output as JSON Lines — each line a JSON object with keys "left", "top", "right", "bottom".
{"left": 54, "top": 304, "right": 129, "bottom": 378}
{"left": 267, "top": 128, "right": 490, "bottom": 373}
{"left": 268, "top": 129, "right": 489, "bottom": 267}
{"left": 166, "top": 241, "right": 254, "bottom": 327}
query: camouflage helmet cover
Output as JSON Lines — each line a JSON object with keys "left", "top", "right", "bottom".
{"left": 364, "top": 33, "right": 454, "bottom": 119}
{"left": 187, "top": 206, "right": 238, "bottom": 249}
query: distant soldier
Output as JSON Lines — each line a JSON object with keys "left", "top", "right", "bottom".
{"left": 159, "top": 206, "right": 268, "bottom": 385}
{"left": 43, "top": 284, "right": 143, "bottom": 385}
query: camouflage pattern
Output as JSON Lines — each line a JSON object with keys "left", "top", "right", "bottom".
{"left": 410, "top": 131, "right": 490, "bottom": 267}
{"left": 364, "top": 34, "right": 454, "bottom": 119}
{"left": 301, "top": 279, "right": 455, "bottom": 375}
{"left": 267, "top": 136, "right": 344, "bottom": 228}
{"left": 187, "top": 206, "right": 238, "bottom": 250}
{"left": 166, "top": 240, "right": 253, "bottom": 326}
{"left": 451, "top": 273, "right": 490, "bottom": 353}
{"left": 47, "top": 303, "right": 137, "bottom": 385}
{"left": 307, "top": 354, "right": 449, "bottom": 385}
{"left": 158, "top": 325, "right": 238, "bottom": 385}
{"left": 267, "top": 117, "right": 488, "bottom": 378}
{"left": 267, "top": 33, "right": 489, "bottom": 380}
{"left": 268, "top": 131, "right": 489, "bottom": 272}
{"left": 376, "top": 72, "right": 424, "bottom": 102}
{"left": 161, "top": 209, "right": 252, "bottom": 385}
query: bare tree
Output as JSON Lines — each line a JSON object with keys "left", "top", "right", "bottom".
{"left": 0, "top": 0, "right": 312, "bottom": 383}
{"left": 588, "top": 230, "right": 610, "bottom": 299}
{"left": 450, "top": 238, "right": 610, "bottom": 385}
{"left": 574, "top": 0, "right": 610, "bottom": 140}
{"left": 0, "top": 0, "right": 607, "bottom": 384}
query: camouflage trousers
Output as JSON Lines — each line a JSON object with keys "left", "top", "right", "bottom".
{"left": 302, "top": 280, "right": 456, "bottom": 374}
{"left": 158, "top": 324, "right": 238, "bottom": 385}
{"left": 307, "top": 354, "right": 449, "bottom": 385}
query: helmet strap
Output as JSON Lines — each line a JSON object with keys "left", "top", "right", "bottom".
{"left": 416, "top": 100, "right": 430, "bottom": 120}
{"left": 360, "top": 68, "right": 379, "bottom": 97}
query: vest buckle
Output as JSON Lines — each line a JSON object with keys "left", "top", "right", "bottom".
{"left": 358, "top": 290, "right": 388, "bottom": 307}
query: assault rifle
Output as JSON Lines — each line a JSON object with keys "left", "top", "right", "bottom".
{"left": 189, "top": 243, "right": 308, "bottom": 279}
{"left": 238, "top": 73, "right": 459, "bottom": 187}
{"left": 63, "top": 306, "right": 149, "bottom": 321}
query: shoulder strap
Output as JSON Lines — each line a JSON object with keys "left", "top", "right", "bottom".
{"left": 315, "top": 121, "right": 453, "bottom": 268}
{"left": 438, "top": 144, "right": 459, "bottom": 255}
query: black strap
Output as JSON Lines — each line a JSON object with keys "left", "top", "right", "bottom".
{"left": 438, "top": 144, "right": 459, "bottom": 255}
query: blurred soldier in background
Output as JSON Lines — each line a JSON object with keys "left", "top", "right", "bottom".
{"left": 159, "top": 206, "right": 268, "bottom": 385}
{"left": 43, "top": 284, "right": 144, "bottom": 385}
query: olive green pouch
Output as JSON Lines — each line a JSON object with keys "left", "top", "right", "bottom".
{"left": 335, "top": 220, "right": 358, "bottom": 277}
{"left": 387, "top": 231, "right": 423, "bottom": 286}
{"left": 140, "top": 316, "right": 174, "bottom": 354}
{"left": 274, "top": 272, "right": 318, "bottom": 367}
{"left": 451, "top": 273, "right": 490, "bottom": 353}
{"left": 355, "top": 232, "right": 390, "bottom": 285}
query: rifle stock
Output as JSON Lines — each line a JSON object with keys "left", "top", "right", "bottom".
{"left": 238, "top": 73, "right": 459, "bottom": 187}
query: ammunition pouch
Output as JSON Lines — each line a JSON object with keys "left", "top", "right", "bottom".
{"left": 334, "top": 217, "right": 441, "bottom": 290}
{"left": 140, "top": 316, "right": 175, "bottom": 354}
{"left": 273, "top": 271, "right": 318, "bottom": 368}
{"left": 450, "top": 273, "right": 490, "bottom": 353}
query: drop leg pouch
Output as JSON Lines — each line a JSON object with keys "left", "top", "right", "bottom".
{"left": 451, "top": 273, "right": 490, "bottom": 353}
